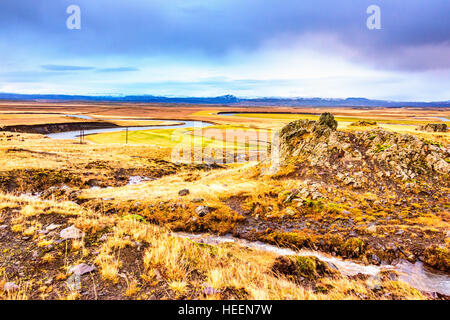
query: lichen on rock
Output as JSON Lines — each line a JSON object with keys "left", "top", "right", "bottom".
{"left": 278, "top": 113, "right": 450, "bottom": 180}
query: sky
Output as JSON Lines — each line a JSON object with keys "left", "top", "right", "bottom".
{"left": 0, "top": 0, "right": 449, "bottom": 101}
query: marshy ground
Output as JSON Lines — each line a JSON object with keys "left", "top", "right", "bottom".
{"left": 0, "top": 103, "right": 448, "bottom": 300}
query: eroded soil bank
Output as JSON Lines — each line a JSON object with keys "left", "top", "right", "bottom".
{"left": 1, "top": 122, "right": 119, "bottom": 134}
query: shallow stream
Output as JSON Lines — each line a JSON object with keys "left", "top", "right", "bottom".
{"left": 175, "top": 232, "right": 450, "bottom": 296}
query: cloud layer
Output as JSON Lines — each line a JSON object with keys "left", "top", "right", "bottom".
{"left": 0, "top": 0, "right": 449, "bottom": 100}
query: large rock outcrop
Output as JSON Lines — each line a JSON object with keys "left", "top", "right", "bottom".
{"left": 279, "top": 113, "right": 449, "bottom": 180}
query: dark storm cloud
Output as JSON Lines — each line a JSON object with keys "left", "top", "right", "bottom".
{"left": 0, "top": 0, "right": 449, "bottom": 71}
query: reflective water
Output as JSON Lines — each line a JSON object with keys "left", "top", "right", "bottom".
{"left": 47, "top": 115, "right": 213, "bottom": 139}
{"left": 65, "top": 114, "right": 93, "bottom": 120}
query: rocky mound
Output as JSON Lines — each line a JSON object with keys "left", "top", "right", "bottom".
{"left": 350, "top": 120, "right": 377, "bottom": 127}
{"left": 279, "top": 113, "right": 449, "bottom": 182}
{"left": 418, "top": 123, "right": 448, "bottom": 133}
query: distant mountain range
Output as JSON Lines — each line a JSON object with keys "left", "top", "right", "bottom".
{"left": 0, "top": 93, "right": 449, "bottom": 108}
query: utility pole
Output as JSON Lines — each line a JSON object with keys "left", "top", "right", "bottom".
{"left": 125, "top": 127, "right": 128, "bottom": 144}
{"left": 79, "top": 126, "right": 85, "bottom": 144}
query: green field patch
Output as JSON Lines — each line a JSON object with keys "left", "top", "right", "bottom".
{"left": 87, "top": 127, "right": 265, "bottom": 150}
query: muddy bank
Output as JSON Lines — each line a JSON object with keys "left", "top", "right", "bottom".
{"left": 0, "top": 121, "right": 119, "bottom": 134}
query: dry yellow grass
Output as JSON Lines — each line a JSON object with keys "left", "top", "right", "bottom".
{"left": 0, "top": 192, "right": 426, "bottom": 300}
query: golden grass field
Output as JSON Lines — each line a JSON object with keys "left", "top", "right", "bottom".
{"left": 0, "top": 101, "right": 448, "bottom": 300}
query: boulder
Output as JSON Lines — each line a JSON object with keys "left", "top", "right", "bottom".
{"left": 60, "top": 225, "right": 84, "bottom": 240}
{"left": 70, "top": 263, "right": 96, "bottom": 276}
{"left": 418, "top": 123, "right": 448, "bottom": 132}
{"left": 272, "top": 255, "right": 339, "bottom": 281}
{"left": 178, "top": 189, "right": 190, "bottom": 196}
{"left": 195, "top": 206, "right": 212, "bottom": 217}
{"left": 2, "top": 282, "right": 19, "bottom": 292}
{"left": 318, "top": 112, "right": 338, "bottom": 130}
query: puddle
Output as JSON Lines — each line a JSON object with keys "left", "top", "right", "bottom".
{"left": 174, "top": 232, "right": 450, "bottom": 296}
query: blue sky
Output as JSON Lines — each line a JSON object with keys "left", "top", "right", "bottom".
{"left": 1, "top": 0, "right": 449, "bottom": 101}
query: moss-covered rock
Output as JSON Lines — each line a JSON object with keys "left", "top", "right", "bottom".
{"left": 423, "top": 246, "right": 450, "bottom": 272}
{"left": 341, "top": 238, "right": 366, "bottom": 258}
{"left": 272, "top": 255, "right": 339, "bottom": 281}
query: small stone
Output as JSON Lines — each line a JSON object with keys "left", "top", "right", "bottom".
{"left": 60, "top": 225, "right": 84, "bottom": 240}
{"left": 384, "top": 271, "right": 398, "bottom": 281}
{"left": 195, "top": 206, "right": 212, "bottom": 217}
{"left": 178, "top": 189, "right": 190, "bottom": 196}
{"left": 191, "top": 198, "right": 204, "bottom": 203}
{"left": 87, "top": 179, "right": 100, "bottom": 187}
{"left": 3, "top": 282, "right": 19, "bottom": 292}
{"left": 366, "top": 225, "right": 377, "bottom": 233}
{"left": 285, "top": 208, "right": 296, "bottom": 216}
{"left": 325, "top": 262, "right": 339, "bottom": 271}
{"left": 189, "top": 216, "right": 198, "bottom": 223}
{"left": 99, "top": 234, "right": 109, "bottom": 242}
{"left": 46, "top": 224, "right": 61, "bottom": 232}
{"left": 366, "top": 276, "right": 382, "bottom": 291}
{"left": 371, "top": 254, "right": 381, "bottom": 265}
{"left": 202, "top": 287, "right": 220, "bottom": 295}
{"left": 70, "top": 263, "right": 96, "bottom": 276}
